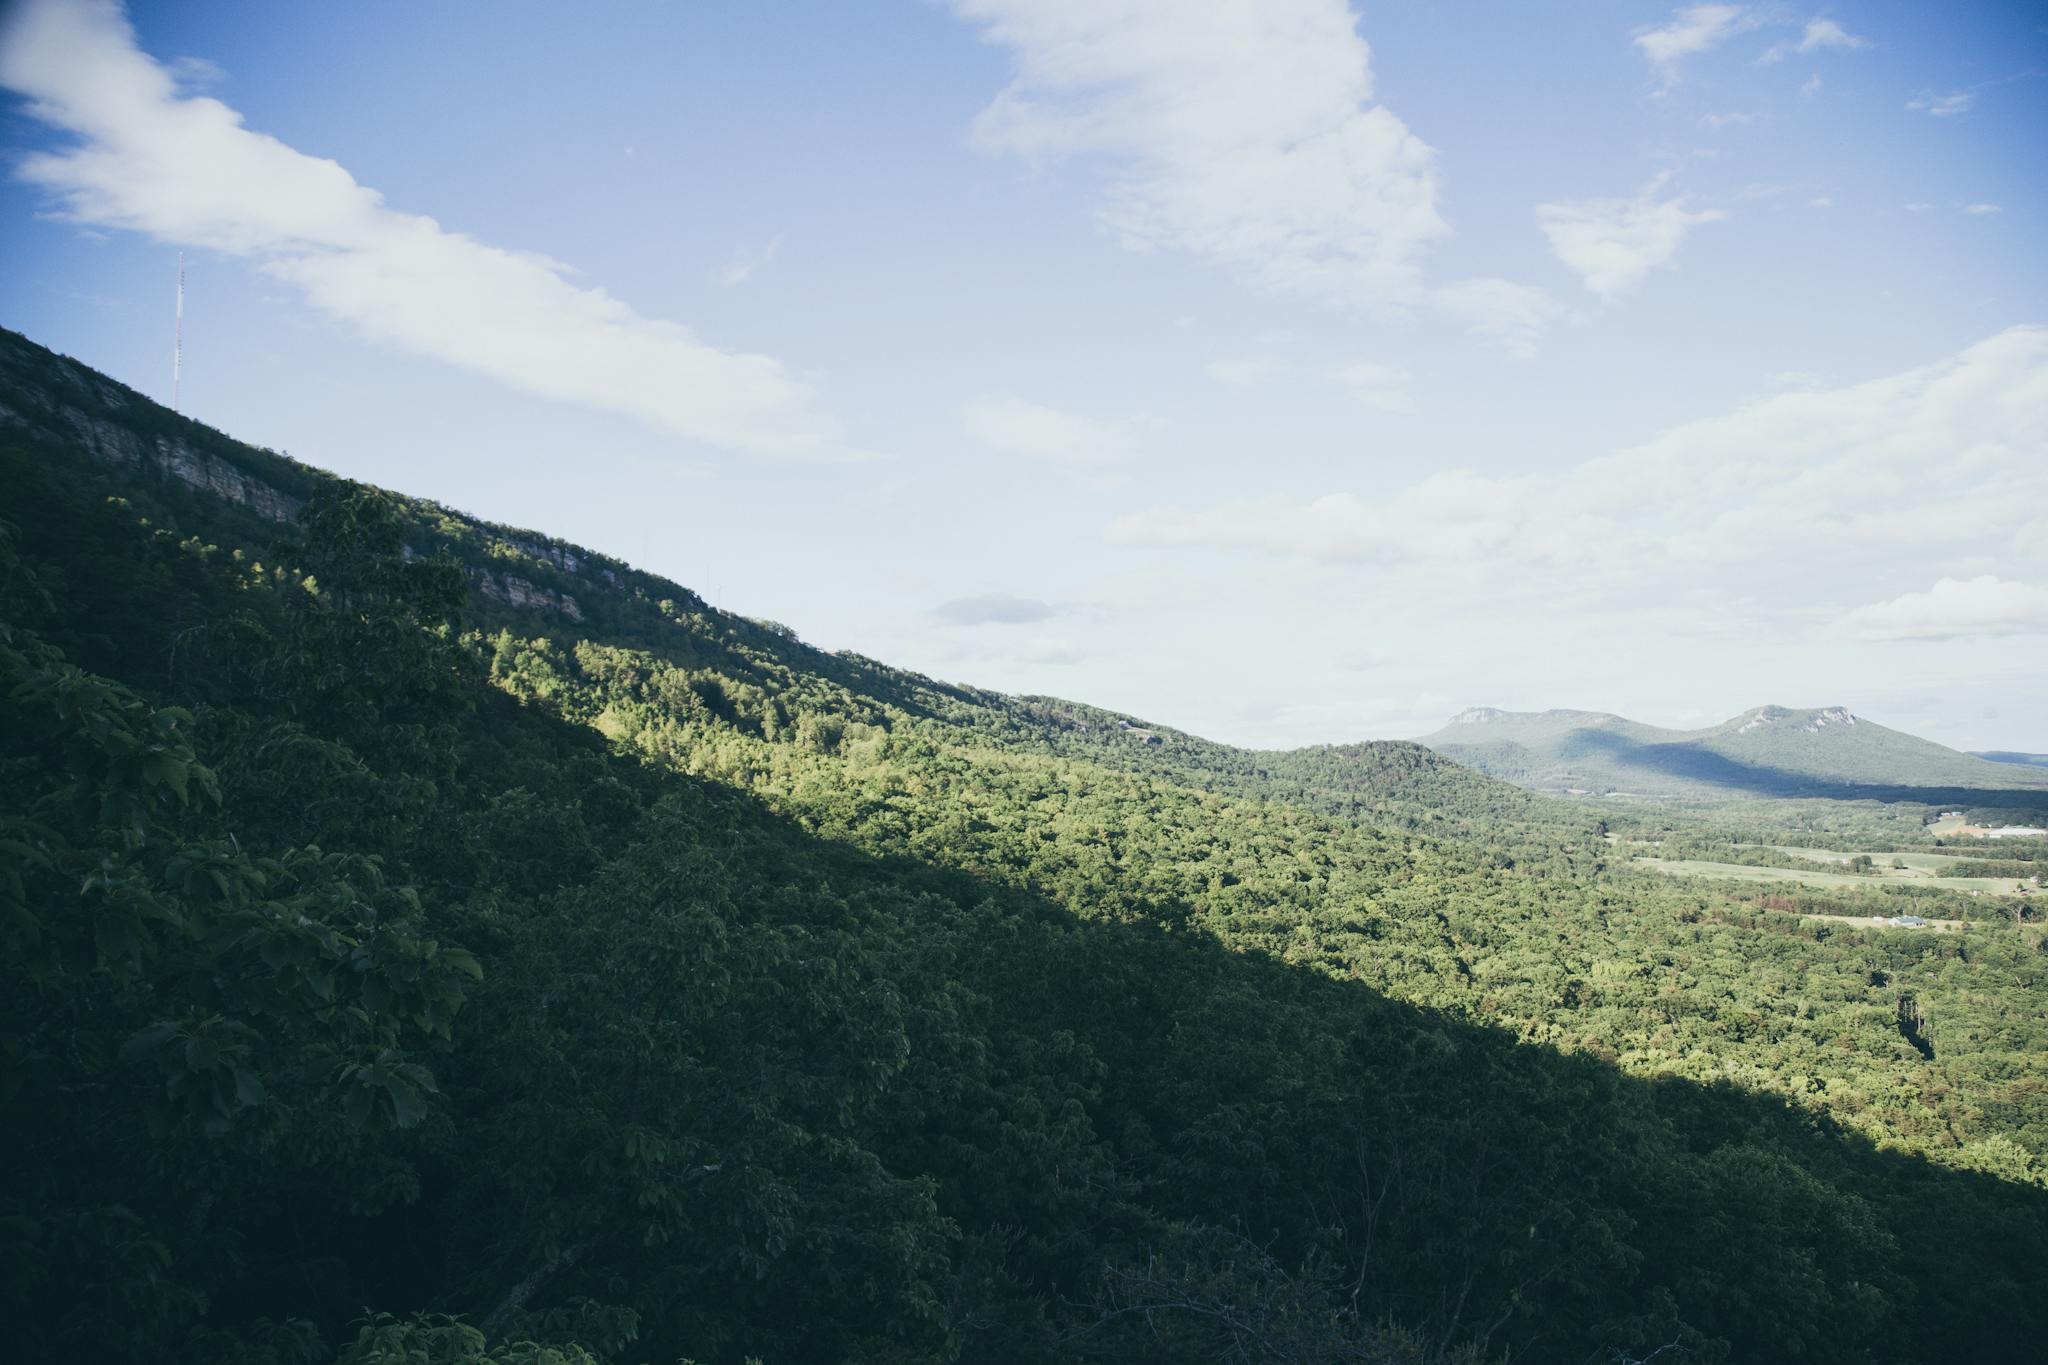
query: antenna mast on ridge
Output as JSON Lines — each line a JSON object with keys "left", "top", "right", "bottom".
{"left": 173, "top": 252, "right": 185, "bottom": 413}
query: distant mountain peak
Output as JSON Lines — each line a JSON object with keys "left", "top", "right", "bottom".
{"left": 1419, "top": 699, "right": 2048, "bottom": 799}
{"left": 1734, "top": 704, "right": 1858, "bottom": 734}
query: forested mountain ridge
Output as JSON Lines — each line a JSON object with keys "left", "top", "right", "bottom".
{"left": 5, "top": 325, "right": 2048, "bottom": 1364}
{"left": 0, "top": 324, "right": 1527, "bottom": 837}
{"left": 1420, "top": 702, "right": 2048, "bottom": 806}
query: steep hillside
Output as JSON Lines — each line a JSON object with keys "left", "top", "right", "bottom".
{"left": 1420, "top": 702, "right": 2048, "bottom": 808}
{"left": 7, "top": 326, "right": 2048, "bottom": 1364}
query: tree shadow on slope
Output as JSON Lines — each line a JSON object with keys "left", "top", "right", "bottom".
{"left": 89, "top": 658, "right": 2036, "bottom": 1365}
{"left": 751, "top": 799, "right": 2047, "bottom": 1364}
{"left": 350, "top": 705, "right": 2047, "bottom": 1365}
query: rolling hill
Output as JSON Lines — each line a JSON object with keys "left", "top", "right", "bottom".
{"left": 1419, "top": 703, "right": 2048, "bottom": 807}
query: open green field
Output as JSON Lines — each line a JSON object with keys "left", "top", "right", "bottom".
{"left": 1635, "top": 857, "right": 2030, "bottom": 896}
{"left": 1759, "top": 846, "right": 1990, "bottom": 875}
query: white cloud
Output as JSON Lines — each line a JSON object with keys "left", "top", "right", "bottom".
{"left": 0, "top": 0, "right": 843, "bottom": 456}
{"left": 1109, "top": 327, "right": 2048, "bottom": 595}
{"left": 960, "top": 395, "right": 1138, "bottom": 465}
{"left": 717, "top": 235, "right": 782, "bottom": 287}
{"left": 1636, "top": 8, "right": 1862, "bottom": 83}
{"left": 1908, "top": 91, "right": 1974, "bottom": 117}
{"left": 1760, "top": 17, "right": 1868, "bottom": 63}
{"left": 1207, "top": 357, "right": 1282, "bottom": 388}
{"left": 1635, "top": 5, "right": 1754, "bottom": 88}
{"left": 1537, "top": 183, "right": 1726, "bottom": 298}
{"left": 1800, "top": 73, "right": 1823, "bottom": 99}
{"left": 1801, "top": 17, "right": 1867, "bottom": 51}
{"left": 1325, "top": 361, "right": 1413, "bottom": 412}
{"left": 947, "top": 0, "right": 1550, "bottom": 349}
{"left": 952, "top": 0, "right": 1441, "bottom": 301}
{"left": 1842, "top": 577, "right": 2048, "bottom": 642}
{"left": 934, "top": 592, "right": 1060, "bottom": 626}
{"left": 1963, "top": 203, "right": 2002, "bottom": 216}
{"left": 1700, "top": 111, "right": 1759, "bottom": 130}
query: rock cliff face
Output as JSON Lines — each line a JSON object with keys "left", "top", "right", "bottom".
{"left": 57, "top": 407, "right": 305, "bottom": 522}
{"left": 0, "top": 340, "right": 303, "bottom": 522}
{"left": 1, "top": 327, "right": 594, "bottom": 628}
{"left": 504, "top": 535, "right": 619, "bottom": 587}
{"left": 477, "top": 569, "right": 584, "bottom": 622}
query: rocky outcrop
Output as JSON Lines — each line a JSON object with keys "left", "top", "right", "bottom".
{"left": 150, "top": 431, "right": 303, "bottom": 522}
{"left": 1737, "top": 704, "right": 1859, "bottom": 734}
{"left": 501, "top": 534, "right": 620, "bottom": 585}
{"left": 507, "top": 535, "right": 582, "bottom": 575}
{"left": 3, "top": 330, "right": 592, "bottom": 625}
{"left": 3, "top": 373, "right": 304, "bottom": 524}
{"left": 477, "top": 570, "right": 584, "bottom": 622}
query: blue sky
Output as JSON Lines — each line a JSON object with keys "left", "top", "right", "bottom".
{"left": 3, "top": 0, "right": 2045, "bottom": 750}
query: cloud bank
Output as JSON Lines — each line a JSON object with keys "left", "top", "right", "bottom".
{"left": 1843, "top": 577, "right": 2048, "bottom": 642}
{"left": 0, "top": 0, "right": 842, "bottom": 455}
{"left": 1110, "top": 327, "right": 2048, "bottom": 601}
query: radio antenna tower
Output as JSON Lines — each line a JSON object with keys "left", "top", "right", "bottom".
{"left": 173, "top": 252, "right": 185, "bottom": 413}
{"left": 172, "top": 250, "right": 186, "bottom": 411}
